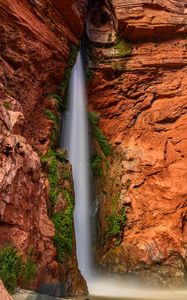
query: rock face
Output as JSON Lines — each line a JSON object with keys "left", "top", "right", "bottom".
{"left": 112, "top": 0, "right": 187, "bottom": 40}
{"left": 0, "top": 84, "right": 58, "bottom": 285}
{"left": 87, "top": 0, "right": 187, "bottom": 287}
{"left": 0, "top": 280, "right": 13, "bottom": 300}
{"left": 0, "top": 0, "right": 87, "bottom": 295}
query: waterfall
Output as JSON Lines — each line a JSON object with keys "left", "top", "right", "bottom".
{"left": 61, "top": 52, "right": 187, "bottom": 300}
{"left": 61, "top": 52, "right": 92, "bottom": 281}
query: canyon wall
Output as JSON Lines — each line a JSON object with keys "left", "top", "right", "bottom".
{"left": 87, "top": 0, "right": 187, "bottom": 287}
{"left": 0, "top": 0, "right": 87, "bottom": 295}
{"left": 0, "top": 280, "right": 13, "bottom": 300}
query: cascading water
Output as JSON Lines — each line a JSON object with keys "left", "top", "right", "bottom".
{"left": 61, "top": 52, "right": 187, "bottom": 300}
{"left": 61, "top": 52, "right": 92, "bottom": 281}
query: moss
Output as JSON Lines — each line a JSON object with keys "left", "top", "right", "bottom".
{"left": 22, "top": 258, "right": 37, "bottom": 285}
{"left": 55, "top": 149, "right": 67, "bottom": 162}
{"left": 46, "top": 94, "right": 62, "bottom": 103}
{"left": 63, "top": 170, "right": 70, "bottom": 180}
{"left": 86, "top": 68, "right": 94, "bottom": 84}
{"left": 44, "top": 43, "right": 79, "bottom": 113}
{"left": 91, "top": 153, "right": 103, "bottom": 177}
{"left": 112, "top": 39, "right": 132, "bottom": 57}
{"left": 51, "top": 190, "right": 74, "bottom": 262}
{"left": 41, "top": 149, "right": 74, "bottom": 262}
{"left": 3, "top": 101, "right": 12, "bottom": 110}
{"left": 88, "top": 111, "right": 112, "bottom": 156}
{"left": 58, "top": 44, "right": 79, "bottom": 110}
{"left": 44, "top": 109, "right": 60, "bottom": 146}
{"left": 105, "top": 159, "right": 110, "bottom": 171}
{"left": 41, "top": 149, "right": 59, "bottom": 204}
{"left": 0, "top": 246, "right": 22, "bottom": 294}
{"left": 105, "top": 195, "right": 126, "bottom": 242}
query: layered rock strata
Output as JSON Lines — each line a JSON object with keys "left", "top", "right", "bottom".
{"left": 0, "top": 0, "right": 87, "bottom": 295}
{"left": 87, "top": 0, "right": 187, "bottom": 287}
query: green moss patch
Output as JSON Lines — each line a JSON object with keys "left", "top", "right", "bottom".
{"left": 0, "top": 246, "right": 22, "bottom": 294}
{"left": 91, "top": 153, "right": 103, "bottom": 177}
{"left": 22, "top": 257, "right": 37, "bottom": 285}
{"left": 3, "top": 101, "right": 12, "bottom": 110}
{"left": 58, "top": 44, "right": 79, "bottom": 110}
{"left": 104, "top": 195, "right": 126, "bottom": 244}
{"left": 0, "top": 246, "right": 37, "bottom": 294}
{"left": 41, "top": 149, "right": 66, "bottom": 205}
{"left": 88, "top": 111, "right": 112, "bottom": 156}
{"left": 51, "top": 190, "right": 74, "bottom": 262}
{"left": 112, "top": 39, "right": 132, "bottom": 57}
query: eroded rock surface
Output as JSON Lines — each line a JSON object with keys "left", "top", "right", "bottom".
{"left": 112, "top": 0, "right": 187, "bottom": 40}
{"left": 0, "top": 0, "right": 87, "bottom": 295}
{"left": 87, "top": 1, "right": 187, "bottom": 288}
{"left": 87, "top": 0, "right": 187, "bottom": 42}
{"left": 0, "top": 280, "right": 13, "bottom": 300}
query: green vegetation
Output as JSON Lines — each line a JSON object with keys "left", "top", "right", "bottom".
{"left": 44, "top": 43, "right": 79, "bottom": 113}
{"left": 0, "top": 246, "right": 22, "bottom": 294}
{"left": 41, "top": 149, "right": 60, "bottom": 204}
{"left": 88, "top": 111, "right": 112, "bottom": 156}
{"left": 55, "top": 148, "right": 67, "bottom": 162}
{"left": 63, "top": 170, "right": 70, "bottom": 180}
{"left": 44, "top": 109, "right": 59, "bottom": 123}
{"left": 41, "top": 148, "right": 74, "bottom": 262}
{"left": 22, "top": 258, "right": 37, "bottom": 285}
{"left": 105, "top": 195, "right": 126, "bottom": 242}
{"left": 22, "top": 247, "right": 37, "bottom": 285}
{"left": 59, "top": 44, "right": 79, "bottom": 109}
{"left": 91, "top": 153, "right": 103, "bottom": 177}
{"left": 86, "top": 68, "right": 94, "bottom": 84}
{"left": 3, "top": 101, "right": 12, "bottom": 110}
{"left": 0, "top": 246, "right": 38, "bottom": 293}
{"left": 43, "top": 111, "right": 58, "bottom": 146}
{"left": 41, "top": 44, "right": 79, "bottom": 265}
{"left": 111, "top": 39, "right": 132, "bottom": 57}
{"left": 46, "top": 94, "right": 62, "bottom": 103}
{"left": 44, "top": 109, "right": 60, "bottom": 146}
{"left": 51, "top": 190, "right": 74, "bottom": 262}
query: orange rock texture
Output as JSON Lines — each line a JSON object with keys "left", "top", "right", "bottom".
{"left": 0, "top": 280, "right": 13, "bottom": 300}
{"left": 88, "top": 0, "right": 187, "bottom": 287}
{"left": 0, "top": 0, "right": 87, "bottom": 295}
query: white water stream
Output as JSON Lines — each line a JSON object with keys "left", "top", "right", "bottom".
{"left": 61, "top": 52, "right": 187, "bottom": 300}
{"left": 62, "top": 52, "right": 92, "bottom": 281}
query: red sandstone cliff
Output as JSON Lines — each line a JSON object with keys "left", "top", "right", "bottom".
{"left": 87, "top": 0, "right": 187, "bottom": 287}
{"left": 1, "top": 0, "right": 187, "bottom": 293}
{"left": 0, "top": 281, "right": 13, "bottom": 300}
{"left": 0, "top": 0, "right": 87, "bottom": 295}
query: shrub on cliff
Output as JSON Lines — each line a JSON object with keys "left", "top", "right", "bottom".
{"left": 0, "top": 246, "right": 22, "bottom": 294}
{"left": 51, "top": 190, "right": 74, "bottom": 262}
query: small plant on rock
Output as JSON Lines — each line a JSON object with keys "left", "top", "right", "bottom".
{"left": 51, "top": 190, "right": 74, "bottom": 262}
{"left": 0, "top": 246, "right": 22, "bottom": 294}
{"left": 91, "top": 153, "right": 103, "bottom": 177}
{"left": 112, "top": 39, "right": 132, "bottom": 57}
{"left": 88, "top": 111, "right": 112, "bottom": 156}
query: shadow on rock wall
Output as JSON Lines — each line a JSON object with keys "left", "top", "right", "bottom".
{"left": 26, "top": 283, "right": 65, "bottom": 299}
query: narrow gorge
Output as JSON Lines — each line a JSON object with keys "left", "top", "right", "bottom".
{"left": 0, "top": 0, "right": 187, "bottom": 299}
